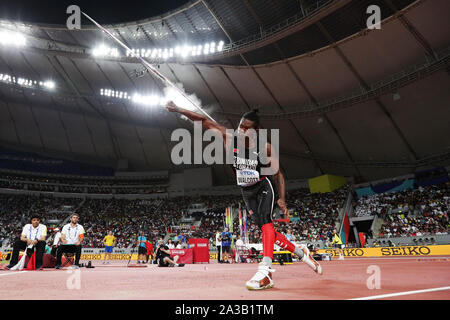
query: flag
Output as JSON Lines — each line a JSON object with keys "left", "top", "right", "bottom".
{"left": 26, "top": 252, "right": 36, "bottom": 271}
{"left": 340, "top": 212, "right": 351, "bottom": 247}
{"left": 145, "top": 241, "right": 153, "bottom": 256}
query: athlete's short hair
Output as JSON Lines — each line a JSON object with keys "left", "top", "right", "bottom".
{"left": 242, "top": 108, "right": 260, "bottom": 127}
{"left": 30, "top": 214, "right": 41, "bottom": 222}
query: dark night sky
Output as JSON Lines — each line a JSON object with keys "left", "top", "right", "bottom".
{"left": 0, "top": 0, "right": 191, "bottom": 25}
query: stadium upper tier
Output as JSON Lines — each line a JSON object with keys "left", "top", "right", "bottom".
{"left": 0, "top": 0, "right": 419, "bottom": 65}
{"left": 0, "top": 0, "right": 449, "bottom": 182}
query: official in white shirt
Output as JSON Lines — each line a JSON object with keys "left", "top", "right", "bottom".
{"left": 6, "top": 215, "right": 47, "bottom": 270}
{"left": 56, "top": 213, "right": 85, "bottom": 269}
{"left": 51, "top": 228, "right": 62, "bottom": 257}
{"left": 215, "top": 231, "right": 222, "bottom": 263}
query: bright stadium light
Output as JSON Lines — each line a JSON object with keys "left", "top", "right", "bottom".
{"left": 163, "top": 48, "right": 169, "bottom": 60}
{"left": 100, "top": 88, "right": 129, "bottom": 100}
{"left": 217, "top": 41, "right": 224, "bottom": 52}
{"left": 203, "top": 43, "right": 210, "bottom": 55}
{"left": 0, "top": 30, "right": 26, "bottom": 47}
{"left": 92, "top": 45, "right": 121, "bottom": 58}
{"left": 42, "top": 81, "right": 55, "bottom": 90}
{"left": 209, "top": 42, "right": 216, "bottom": 54}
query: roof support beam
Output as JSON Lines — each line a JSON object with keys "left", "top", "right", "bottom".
{"left": 383, "top": 0, "right": 435, "bottom": 57}
{"left": 95, "top": 61, "right": 152, "bottom": 168}
{"left": 0, "top": 93, "right": 22, "bottom": 144}
{"left": 316, "top": 21, "right": 418, "bottom": 163}
{"left": 0, "top": 55, "right": 46, "bottom": 151}
{"left": 53, "top": 56, "right": 121, "bottom": 160}
{"left": 20, "top": 51, "right": 75, "bottom": 157}
{"left": 225, "top": 1, "right": 325, "bottom": 176}
{"left": 272, "top": 42, "right": 361, "bottom": 177}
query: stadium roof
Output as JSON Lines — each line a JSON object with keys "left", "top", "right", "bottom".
{"left": 0, "top": 0, "right": 449, "bottom": 184}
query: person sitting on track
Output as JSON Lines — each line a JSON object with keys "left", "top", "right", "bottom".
{"left": 55, "top": 213, "right": 85, "bottom": 269}
{"left": 154, "top": 239, "right": 184, "bottom": 267}
{"left": 102, "top": 230, "right": 116, "bottom": 264}
{"left": 6, "top": 215, "right": 47, "bottom": 270}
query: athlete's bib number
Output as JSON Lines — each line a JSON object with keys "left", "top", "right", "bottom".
{"left": 236, "top": 169, "right": 260, "bottom": 187}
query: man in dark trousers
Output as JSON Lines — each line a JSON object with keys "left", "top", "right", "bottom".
{"left": 56, "top": 213, "right": 85, "bottom": 269}
{"left": 6, "top": 215, "right": 47, "bottom": 270}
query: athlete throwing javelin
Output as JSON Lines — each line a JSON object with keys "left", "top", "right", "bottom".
{"left": 166, "top": 101, "right": 322, "bottom": 290}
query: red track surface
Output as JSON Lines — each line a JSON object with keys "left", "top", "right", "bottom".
{"left": 1, "top": 257, "right": 449, "bottom": 300}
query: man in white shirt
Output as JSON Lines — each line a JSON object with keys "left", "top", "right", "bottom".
{"left": 56, "top": 213, "right": 85, "bottom": 269}
{"left": 215, "top": 231, "right": 222, "bottom": 263}
{"left": 6, "top": 215, "right": 47, "bottom": 270}
{"left": 51, "top": 228, "right": 61, "bottom": 257}
{"left": 235, "top": 235, "right": 245, "bottom": 263}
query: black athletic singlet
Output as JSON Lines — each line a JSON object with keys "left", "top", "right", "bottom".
{"left": 230, "top": 135, "right": 278, "bottom": 227}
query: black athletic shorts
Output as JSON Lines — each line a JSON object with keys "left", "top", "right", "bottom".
{"left": 241, "top": 177, "right": 277, "bottom": 228}
{"left": 222, "top": 246, "right": 231, "bottom": 254}
{"left": 138, "top": 246, "right": 147, "bottom": 255}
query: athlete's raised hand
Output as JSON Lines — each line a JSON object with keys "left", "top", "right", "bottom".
{"left": 166, "top": 101, "right": 179, "bottom": 112}
{"left": 277, "top": 198, "right": 289, "bottom": 217}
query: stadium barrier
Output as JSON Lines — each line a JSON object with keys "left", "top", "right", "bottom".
{"left": 3, "top": 245, "right": 449, "bottom": 262}
{"left": 316, "top": 245, "right": 450, "bottom": 257}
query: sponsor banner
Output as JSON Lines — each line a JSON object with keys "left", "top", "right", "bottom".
{"left": 317, "top": 245, "right": 450, "bottom": 257}
{"left": 80, "top": 254, "right": 138, "bottom": 260}
{"left": 210, "top": 253, "right": 218, "bottom": 260}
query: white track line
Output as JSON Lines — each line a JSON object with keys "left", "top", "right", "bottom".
{"left": 349, "top": 286, "right": 450, "bottom": 300}
{"left": 0, "top": 271, "right": 28, "bottom": 277}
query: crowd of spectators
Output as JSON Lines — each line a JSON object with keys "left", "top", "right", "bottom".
{"left": 354, "top": 183, "right": 449, "bottom": 238}
{"left": 1, "top": 186, "right": 349, "bottom": 250}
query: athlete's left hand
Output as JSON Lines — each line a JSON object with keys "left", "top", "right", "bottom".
{"left": 277, "top": 199, "right": 289, "bottom": 216}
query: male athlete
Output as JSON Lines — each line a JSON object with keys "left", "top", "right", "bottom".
{"left": 102, "top": 231, "right": 116, "bottom": 264}
{"left": 166, "top": 101, "right": 322, "bottom": 290}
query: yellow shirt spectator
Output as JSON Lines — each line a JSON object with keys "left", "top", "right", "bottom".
{"left": 331, "top": 234, "right": 343, "bottom": 245}
{"left": 103, "top": 235, "right": 116, "bottom": 247}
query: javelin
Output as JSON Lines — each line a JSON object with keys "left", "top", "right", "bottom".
{"left": 82, "top": 11, "right": 217, "bottom": 123}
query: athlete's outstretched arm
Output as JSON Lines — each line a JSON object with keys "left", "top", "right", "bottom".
{"left": 266, "top": 143, "right": 288, "bottom": 216}
{"left": 166, "top": 101, "right": 229, "bottom": 139}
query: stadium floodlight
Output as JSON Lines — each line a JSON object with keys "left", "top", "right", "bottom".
{"left": 209, "top": 42, "right": 216, "bottom": 54}
{"left": 217, "top": 41, "right": 224, "bottom": 52}
{"left": 203, "top": 43, "right": 210, "bottom": 55}
{"left": 0, "top": 30, "right": 26, "bottom": 47}
{"left": 92, "top": 45, "right": 120, "bottom": 58}
{"left": 42, "top": 81, "right": 55, "bottom": 90}
{"left": 100, "top": 88, "right": 130, "bottom": 100}
{"left": 163, "top": 49, "right": 169, "bottom": 60}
